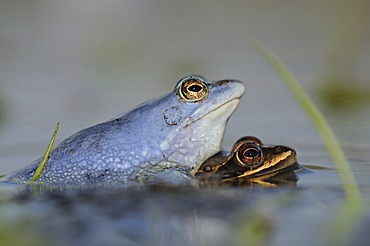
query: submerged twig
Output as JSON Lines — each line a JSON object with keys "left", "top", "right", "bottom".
{"left": 26, "top": 123, "right": 59, "bottom": 185}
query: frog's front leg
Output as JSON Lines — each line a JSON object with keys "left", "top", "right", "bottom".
{"left": 132, "top": 162, "right": 195, "bottom": 186}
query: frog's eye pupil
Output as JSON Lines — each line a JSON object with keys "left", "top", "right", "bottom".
{"left": 244, "top": 148, "right": 259, "bottom": 158}
{"left": 188, "top": 84, "right": 202, "bottom": 92}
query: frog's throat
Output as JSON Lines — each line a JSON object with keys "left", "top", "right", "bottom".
{"left": 183, "top": 98, "right": 240, "bottom": 128}
{"left": 187, "top": 99, "right": 240, "bottom": 174}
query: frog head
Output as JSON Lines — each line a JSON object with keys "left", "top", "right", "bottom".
{"left": 132, "top": 75, "right": 245, "bottom": 175}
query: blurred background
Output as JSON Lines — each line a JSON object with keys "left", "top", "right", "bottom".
{"left": 0, "top": 0, "right": 369, "bottom": 172}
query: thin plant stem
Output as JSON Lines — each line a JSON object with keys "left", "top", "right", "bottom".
{"left": 253, "top": 42, "right": 361, "bottom": 205}
{"left": 25, "top": 123, "right": 59, "bottom": 185}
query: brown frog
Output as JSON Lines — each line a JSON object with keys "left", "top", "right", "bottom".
{"left": 195, "top": 136, "right": 302, "bottom": 187}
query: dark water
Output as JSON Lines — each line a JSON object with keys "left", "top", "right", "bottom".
{"left": 1, "top": 1, "right": 370, "bottom": 245}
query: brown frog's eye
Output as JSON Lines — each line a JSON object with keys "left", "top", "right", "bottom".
{"left": 176, "top": 75, "right": 209, "bottom": 102}
{"left": 235, "top": 144, "right": 263, "bottom": 168}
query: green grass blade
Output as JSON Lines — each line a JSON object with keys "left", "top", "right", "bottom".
{"left": 253, "top": 42, "right": 361, "bottom": 204}
{"left": 26, "top": 123, "right": 59, "bottom": 185}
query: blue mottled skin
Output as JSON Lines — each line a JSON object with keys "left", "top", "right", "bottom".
{"left": 4, "top": 76, "right": 245, "bottom": 185}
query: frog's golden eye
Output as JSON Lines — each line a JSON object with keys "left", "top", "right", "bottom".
{"left": 176, "top": 75, "right": 209, "bottom": 102}
{"left": 235, "top": 144, "right": 263, "bottom": 168}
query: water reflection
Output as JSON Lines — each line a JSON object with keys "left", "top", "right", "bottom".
{"left": 223, "top": 170, "right": 299, "bottom": 188}
{"left": 6, "top": 184, "right": 289, "bottom": 246}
